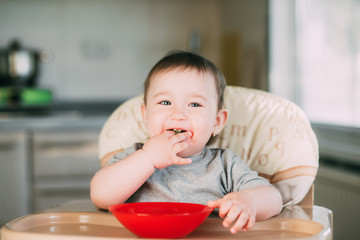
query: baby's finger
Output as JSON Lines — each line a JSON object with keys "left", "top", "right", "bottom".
{"left": 171, "top": 157, "right": 192, "bottom": 165}
{"left": 242, "top": 215, "right": 256, "bottom": 231}
{"left": 230, "top": 211, "right": 250, "bottom": 234}
{"left": 218, "top": 199, "right": 233, "bottom": 218}
{"left": 223, "top": 206, "right": 241, "bottom": 228}
{"left": 207, "top": 199, "right": 221, "bottom": 208}
{"left": 169, "top": 131, "right": 192, "bottom": 143}
{"left": 172, "top": 140, "right": 192, "bottom": 153}
{"left": 163, "top": 130, "right": 176, "bottom": 138}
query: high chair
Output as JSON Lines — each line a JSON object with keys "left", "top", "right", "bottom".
{"left": 98, "top": 85, "right": 333, "bottom": 239}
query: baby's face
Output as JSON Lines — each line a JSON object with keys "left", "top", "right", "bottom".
{"left": 142, "top": 68, "right": 224, "bottom": 157}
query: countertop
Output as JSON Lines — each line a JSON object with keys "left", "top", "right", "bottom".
{"left": 0, "top": 101, "right": 123, "bottom": 131}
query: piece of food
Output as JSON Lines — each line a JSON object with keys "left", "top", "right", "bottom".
{"left": 168, "top": 129, "right": 186, "bottom": 134}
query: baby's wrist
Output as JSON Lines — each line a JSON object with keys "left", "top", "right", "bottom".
{"left": 134, "top": 149, "right": 156, "bottom": 171}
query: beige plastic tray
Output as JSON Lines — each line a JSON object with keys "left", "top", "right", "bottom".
{"left": 1, "top": 211, "right": 326, "bottom": 240}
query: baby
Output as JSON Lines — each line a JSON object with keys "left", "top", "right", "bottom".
{"left": 90, "top": 51, "right": 282, "bottom": 233}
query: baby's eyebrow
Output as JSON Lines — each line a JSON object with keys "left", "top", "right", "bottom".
{"left": 190, "top": 94, "right": 208, "bottom": 102}
{"left": 152, "top": 92, "right": 208, "bottom": 102}
{"left": 152, "top": 92, "right": 170, "bottom": 99}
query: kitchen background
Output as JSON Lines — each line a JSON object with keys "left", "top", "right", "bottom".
{"left": 0, "top": 0, "right": 268, "bottom": 103}
{"left": 0, "top": 0, "right": 359, "bottom": 240}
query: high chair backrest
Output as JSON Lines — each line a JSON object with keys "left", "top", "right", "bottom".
{"left": 98, "top": 86, "right": 319, "bottom": 206}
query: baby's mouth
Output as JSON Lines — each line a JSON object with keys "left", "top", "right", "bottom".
{"left": 168, "top": 129, "right": 187, "bottom": 135}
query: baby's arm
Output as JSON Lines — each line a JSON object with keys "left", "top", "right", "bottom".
{"left": 207, "top": 185, "right": 282, "bottom": 234}
{"left": 90, "top": 130, "right": 192, "bottom": 209}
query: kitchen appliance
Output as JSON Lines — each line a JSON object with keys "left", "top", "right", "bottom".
{"left": 0, "top": 39, "right": 52, "bottom": 110}
{"left": 0, "top": 39, "right": 39, "bottom": 87}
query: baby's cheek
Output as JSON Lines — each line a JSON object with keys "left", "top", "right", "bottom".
{"left": 146, "top": 118, "right": 164, "bottom": 136}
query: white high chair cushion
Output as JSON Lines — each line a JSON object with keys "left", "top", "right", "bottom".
{"left": 98, "top": 86, "right": 319, "bottom": 205}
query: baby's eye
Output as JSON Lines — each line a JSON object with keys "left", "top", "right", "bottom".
{"left": 189, "top": 102, "right": 201, "bottom": 107}
{"left": 159, "top": 100, "right": 171, "bottom": 105}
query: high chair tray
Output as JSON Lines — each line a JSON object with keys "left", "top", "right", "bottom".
{"left": 1, "top": 206, "right": 332, "bottom": 240}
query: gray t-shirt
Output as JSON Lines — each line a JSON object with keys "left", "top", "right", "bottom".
{"left": 107, "top": 143, "right": 272, "bottom": 205}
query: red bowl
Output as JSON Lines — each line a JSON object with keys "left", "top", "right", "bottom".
{"left": 108, "top": 202, "right": 213, "bottom": 238}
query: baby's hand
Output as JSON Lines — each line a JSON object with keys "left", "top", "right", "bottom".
{"left": 207, "top": 192, "right": 256, "bottom": 234}
{"left": 142, "top": 130, "right": 192, "bottom": 169}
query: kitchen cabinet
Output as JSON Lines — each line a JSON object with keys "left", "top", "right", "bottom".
{"left": 0, "top": 131, "right": 32, "bottom": 225}
{"left": 32, "top": 130, "right": 101, "bottom": 212}
{"left": 0, "top": 112, "right": 108, "bottom": 222}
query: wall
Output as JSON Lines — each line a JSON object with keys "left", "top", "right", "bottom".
{"left": 221, "top": 0, "right": 268, "bottom": 90}
{"left": 0, "top": 0, "right": 268, "bottom": 102}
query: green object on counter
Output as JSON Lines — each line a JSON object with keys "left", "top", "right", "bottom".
{"left": 0, "top": 87, "right": 52, "bottom": 107}
{"left": 21, "top": 88, "right": 52, "bottom": 106}
{"left": 0, "top": 88, "right": 11, "bottom": 105}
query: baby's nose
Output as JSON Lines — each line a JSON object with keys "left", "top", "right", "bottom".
{"left": 170, "top": 107, "right": 187, "bottom": 120}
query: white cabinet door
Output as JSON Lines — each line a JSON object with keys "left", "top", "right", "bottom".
{"left": 0, "top": 131, "right": 31, "bottom": 225}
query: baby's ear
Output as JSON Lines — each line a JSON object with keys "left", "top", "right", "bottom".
{"left": 214, "top": 109, "right": 228, "bottom": 135}
{"left": 141, "top": 103, "right": 147, "bottom": 124}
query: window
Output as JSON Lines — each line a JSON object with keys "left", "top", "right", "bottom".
{"left": 270, "top": 0, "right": 360, "bottom": 163}
{"left": 269, "top": 0, "right": 360, "bottom": 127}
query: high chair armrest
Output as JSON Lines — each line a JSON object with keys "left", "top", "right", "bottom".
{"left": 298, "top": 184, "right": 314, "bottom": 207}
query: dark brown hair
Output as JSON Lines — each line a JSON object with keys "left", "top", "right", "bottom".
{"left": 143, "top": 50, "right": 226, "bottom": 110}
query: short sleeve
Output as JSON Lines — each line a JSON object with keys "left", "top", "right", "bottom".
{"left": 105, "top": 143, "right": 143, "bottom": 167}
{"left": 221, "top": 149, "right": 272, "bottom": 193}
